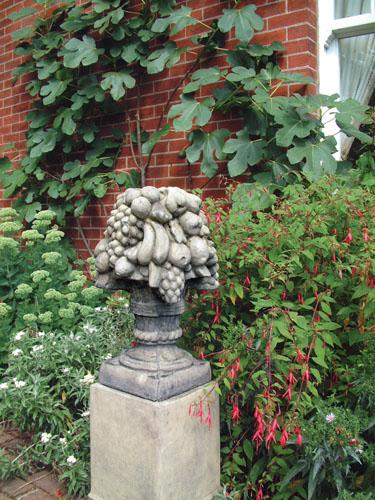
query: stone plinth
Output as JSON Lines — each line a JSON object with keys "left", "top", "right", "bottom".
{"left": 89, "top": 383, "right": 220, "bottom": 500}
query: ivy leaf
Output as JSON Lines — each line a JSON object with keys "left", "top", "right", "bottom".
{"left": 53, "top": 108, "right": 77, "bottom": 135}
{"left": 144, "top": 41, "right": 183, "bottom": 75}
{"left": 168, "top": 95, "right": 215, "bottom": 131}
{"left": 232, "top": 182, "right": 276, "bottom": 211}
{"left": 183, "top": 67, "right": 223, "bottom": 94}
{"left": 218, "top": 6, "right": 263, "bottom": 43}
{"left": 287, "top": 139, "right": 337, "bottom": 180}
{"left": 8, "top": 7, "right": 37, "bottom": 21}
{"left": 186, "top": 129, "right": 230, "bottom": 177}
{"left": 29, "top": 129, "right": 59, "bottom": 158}
{"left": 142, "top": 125, "right": 170, "bottom": 155}
{"left": 12, "top": 27, "right": 34, "bottom": 42}
{"left": 274, "top": 107, "right": 318, "bottom": 147}
{"left": 226, "top": 66, "right": 257, "bottom": 90}
{"left": 151, "top": 7, "right": 197, "bottom": 35}
{"left": 223, "top": 130, "right": 266, "bottom": 176}
{"left": 61, "top": 36, "right": 104, "bottom": 68}
{"left": 40, "top": 79, "right": 69, "bottom": 105}
{"left": 100, "top": 71, "right": 136, "bottom": 101}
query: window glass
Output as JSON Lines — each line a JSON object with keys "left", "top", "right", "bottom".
{"left": 334, "top": 0, "right": 373, "bottom": 18}
{"left": 339, "top": 33, "right": 375, "bottom": 102}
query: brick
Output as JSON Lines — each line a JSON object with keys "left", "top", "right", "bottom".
{"left": 30, "top": 471, "right": 60, "bottom": 496}
{"left": 268, "top": 10, "right": 315, "bottom": 30}
{"left": 2, "top": 478, "right": 34, "bottom": 496}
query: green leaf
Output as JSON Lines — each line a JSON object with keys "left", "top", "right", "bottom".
{"left": 100, "top": 71, "right": 136, "bottom": 100}
{"left": 8, "top": 7, "right": 37, "bottom": 21}
{"left": 61, "top": 160, "right": 82, "bottom": 181}
{"left": 60, "top": 36, "right": 104, "bottom": 68}
{"left": 151, "top": 6, "right": 197, "bottom": 35}
{"left": 26, "top": 110, "right": 50, "bottom": 129}
{"left": 36, "top": 59, "right": 61, "bottom": 80}
{"left": 226, "top": 66, "right": 257, "bottom": 90}
{"left": 183, "top": 67, "right": 223, "bottom": 94}
{"left": 29, "top": 129, "right": 58, "bottom": 158}
{"left": 335, "top": 99, "right": 372, "bottom": 143}
{"left": 12, "top": 26, "right": 34, "bottom": 41}
{"left": 186, "top": 129, "right": 230, "bottom": 178}
{"left": 12, "top": 61, "right": 35, "bottom": 81}
{"left": 222, "top": 130, "right": 265, "bottom": 176}
{"left": 243, "top": 440, "right": 253, "bottom": 462}
{"left": 0, "top": 158, "right": 12, "bottom": 174}
{"left": 24, "top": 202, "right": 42, "bottom": 223}
{"left": 142, "top": 125, "right": 170, "bottom": 155}
{"left": 94, "top": 7, "right": 124, "bottom": 33}
{"left": 274, "top": 107, "right": 318, "bottom": 147}
{"left": 218, "top": 6, "right": 263, "bottom": 43}
{"left": 121, "top": 41, "right": 145, "bottom": 63}
{"left": 287, "top": 139, "right": 337, "bottom": 181}
{"left": 53, "top": 108, "right": 77, "bottom": 135}
{"left": 93, "top": 183, "right": 107, "bottom": 198}
{"left": 232, "top": 182, "right": 276, "bottom": 211}
{"left": 144, "top": 41, "right": 183, "bottom": 75}
{"left": 40, "top": 79, "right": 69, "bottom": 105}
{"left": 168, "top": 95, "right": 215, "bottom": 132}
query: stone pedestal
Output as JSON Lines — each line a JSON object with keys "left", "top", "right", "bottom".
{"left": 89, "top": 383, "right": 220, "bottom": 500}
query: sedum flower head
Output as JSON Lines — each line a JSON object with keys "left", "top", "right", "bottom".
{"left": 21, "top": 229, "right": 43, "bottom": 241}
{"left": 34, "top": 210, "right": 56, "bottom": 221}
{"left": 14, "top": 283, "right": 33, "bottom": 299}
{"left": 0, "top": 303, "right": 11, "bottom": 318}
{"left": 32, "top": 219, "right": 51, "bottom": 230}
{"left": 45, "top": 228, "right": 64, "bottom": 244}
{"left": 68, "top": 280, "right": 85, "bottom": 292}
{"left": 0, "top": 207, "right": 18, "bottom": 220}
{"left": 58, "top": 308, "right": 75, "bottom": 319}
{"left": 38, "top": 311, "right": 53, "bottom": 324}
{"left": 0, "top": 237, "right": 19, "bottom": 253}
{"left": 79, "top": 305, "right": 93, "bottom": 317}
{"left": 42, "top": 252, "right": 62, "bottom": 265}
{"left": 44, "top": 288, "right": 63, "bottom": 301}
{"left": 23, "top": 313, "right": 37, "bottom": 323}
{"left": 0, "top": 221, "right": 23, "bottom": 233}
{"left": 31, "top": 270, "right": 50, "bottom": 283}
{"left": 81, "top": 286, "right": 102, "bottom": 300}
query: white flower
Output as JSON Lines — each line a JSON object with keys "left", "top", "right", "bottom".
{"left": 67, "top": 455, "right": 77, "bottom": 465}
{"left": 11, "top": 348, "right": 23, "bottom": 357}
{"left": 75, "top": 335, "right": 81, "bottom": 341}
{"left": 40, "top": 432, "right": 52, "bottom": 444}
{"left": 325, "top": 413, "right": 336, "bottom": 423}
{"left": 83, "top": 323, "right": 97, "bottom": 334}
{"left": 37, "top": 331, "right": 45, "bottom": 338}
{"left": 0, "top": 382, "right": 9, "bottom": 390}
{"left": 62, "top": 367, "right": 70, "bottom": 374}
{"left": 14, "top": 331, "right": 26, "bottom": 341}
{"left": 95, "top": 306, "right": 106, "bottom": 313}
{"left": 81, "top": 410, "right": 90, "bottom": 417}
{"left": 104, "top": 353, "right": 112, "bottom": 360}
{"left": 80, "top": 373, "right": 95, "bottom": 385}
{"left": 355, "top": 447, "right": 364, "bottom": 454}
{"left": 32, "top": 345, "right": 44, "bottom": 353}
{"left": 59, "top": 437, "right": 67, "bottom": 445}
{"left": 14, "top": 379, "right": 26, "bottom": 388}
{"left": 52, "top": 341, "right": 56, "bottom": 346}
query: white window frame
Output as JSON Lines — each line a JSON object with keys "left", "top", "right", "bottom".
{"left": 318, "top": 0, "right": 375, "bottom": 156}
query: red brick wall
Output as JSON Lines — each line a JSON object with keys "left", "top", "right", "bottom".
{"left": 0, "top": 0, "right": 318, "bottom": 256}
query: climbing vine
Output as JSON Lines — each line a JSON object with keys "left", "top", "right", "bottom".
{"left": 1, "top": 0, "right": 372, "bottom": 224}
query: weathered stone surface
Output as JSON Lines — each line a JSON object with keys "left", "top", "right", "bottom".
{"left": 89, "top": 383, "right": 220, "bottom": 500}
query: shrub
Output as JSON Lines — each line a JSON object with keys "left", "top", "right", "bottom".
{"left": 0, "top": 298, "right": 133, "bottom": 497}
{"left": 183, "top": 176, "right": 374, "bottom": 499}
{"left": 0, "top": 207, "right": 104, "bottom": 362}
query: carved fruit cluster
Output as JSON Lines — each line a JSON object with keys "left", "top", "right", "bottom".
{"left": 95, "top": 186, "right": 219, "bottom": 303}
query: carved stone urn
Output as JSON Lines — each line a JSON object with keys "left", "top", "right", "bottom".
{"left": 95, "top": 186, "right": 219, "bottom": 401}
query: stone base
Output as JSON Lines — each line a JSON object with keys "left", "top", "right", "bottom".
{"left": 99, "top": 351, "right": 211, "bottom": 401}
{"left": 89, "top": 383, "right": 220, "bottom": 500}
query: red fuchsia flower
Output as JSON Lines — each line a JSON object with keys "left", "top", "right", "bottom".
{"left": 205, "top": 407, "right": 212, "bottom": 429}
{"left": 364, "top": 227, "right": 369, "bottom": 242}
{"left": 369, "top": 277, "right": 375, "bottom": 289}
{"left": 287, "top": 369, "right": 297, "bottom": 385}
{"left": 266, "top": 412, "right": 280, "bottom": 449}
{"left": 314, "top": 314, "right": 321, "bottom": 323}
{"left": 356, "top": 209, "right": 364, "bottom": 217}
{"left": 296, "top": 347, "right": 307, "bottom": 363}
{"left": 344, "top": 227, "right": 353, "bottom": 244}
{"left": 302, "top": 366, "right": 310, "bottom": 383}
{"left": 282, "top": 290, "right": 287, "bottom": 300}
{"left": 247, "top": 338, "right": 253, "bottom": 349}
{"left": 231, "top": 401, "right": 241, "bottom": 424}
{"left": 199, "top": 351, "right": 205, "bottom": 360}
{"left": 332, "top": 228, "right": 337, "bottom": 235}
{"left": 297, "top": 293, "right": 304, "bottom": 304}
{"left": 196, "top": 400, "right": 205, "bottom": 422}
{"left": 215, "top": 212, "right": 222, "bottom": 223}
{"left": 313, "top": 265, "right": 319, "bottom": 275}
{"left": 352, "top": 266, "right": 358, "bottom": 277}
{"left": 256, "top": 486, "right": 263, "bottom": 500}
{"left": 331, "top": 253, "right": 336, "bottom": 263}
{"left": 213, "top": 303, "right": 220, "bottom": 324}
{"left": 280, "top": 426, "right": 289, "bottom": 448}
{"left": 314, "top": 290, "right": 319, "bottom": 300}
{"left": 295, "top": 426, "right": 303, "bottom": 447}
{"left": 282, "top": 384, "right": 293, "bottom": 401}
{"left": 131, "top": 340, "right": 137, "bottom": 347}
{"left": 244, "top": 274, "right": 251, "bottom": 286}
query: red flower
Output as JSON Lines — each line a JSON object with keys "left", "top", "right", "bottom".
{"left": 332, "top": 228, "right": 337, "bottom": 235}
{"left": 364, "top": 227, "right": 369, "bottom": 242}
{"left": 344, "top": 227, "right": 353, "bottom": 244}
{"left": 280, "top": 426, "right": 289, "bottom": 448}
{"left": 197, "top": 400, "right": 205, "bottom": 422}
{"left": 199, "top": 351, "right": 205, "bottom": 360}
{"left": 302, "top": 366, "right": 310, "bottom": 383}
{"left": 256, "top": 487, "right": 263, "bottom": 500}
{"left": 231, "top": 402, "right": 241, "bottom": 424}
{"left": 244, "top": 274, "right": 251, "bottom": 286}
{"left": 313, "top": 265, "right": 319, "bottom": 275}
{"left": 295, "top": 426, "right": 303, "bottom": 447}
{"left": 215, "top": 212, "right": 222, "bottom": 223}
{"left": 205, "top": 407, "right": 212, "bottom": 429}
{"left": 331, "top": 253, "right": 336, "bottom": 263}
{"left": 213, "top": 304, "right": 221, "bottom": 324}
{"left": 247, "top": 338, "right": 253, "bottom": 349}
{"left": 282, "top": 384, "right": 293, "bottom": 401}
{"left": 369, "top": 277, "right": 375, "bottom": 289}
{"left": 356, "top": 209, "right": 364, "bottom": 217}
{"left": 297, "top": 293, "right": 304, "bottom": 304}
{"left": 352, "top": 266, "right": 357, "bottom": 277}
{"left": 287, "top": 369, "right": 297, "bottom": 385}
{"left": 266, "top": 413, "right": 280, "bottom": 449}
{"left": 282, "top": 290, "right": 287, "bottom": 300}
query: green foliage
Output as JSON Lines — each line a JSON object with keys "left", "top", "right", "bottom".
{"left": 0, "top": 207, "right": 104, "bottom": 362}
{"left": 0, "top": 298, "right": 134, "bottom": 497}
{"left": 183, "top": 177, "right": 374, "bottom": 498}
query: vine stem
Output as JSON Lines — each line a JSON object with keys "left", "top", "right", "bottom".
{"left": 76, "top": 217, "right": 94, "bottom": 257}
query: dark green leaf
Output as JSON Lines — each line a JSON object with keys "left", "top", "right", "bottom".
{"left": 183, "top": 67, "right": 223, "bottom": 94}
{"left": 151, "top": 7, "right": 197, "bottom": 35}
{"left": 223, "top": 130, "right": 265, "bottom": 176}
{"left": 168, "top": 95, "right": 215, "bottom": 131}
{"left": 60, "top": 36, "right": 104, "bottom": 68}
{"left": 186, "top": 129, "right": 230, "bottom": 177}
{"left": 100, "top": 71, "right": 136, "bottom": 100}
{"left": 218, "top": 6, "right": 263, "bottom": 43}
{"left": 8, "top": 7, "right": 37, "bottom": 21}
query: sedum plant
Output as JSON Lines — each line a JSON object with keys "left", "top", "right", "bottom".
{"left": 0, "top": 207, "right": 104, "bottom": 361}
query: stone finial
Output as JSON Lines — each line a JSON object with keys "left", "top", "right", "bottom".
{"left": 94, "top": 186, "right": 219, "bottom": 301}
